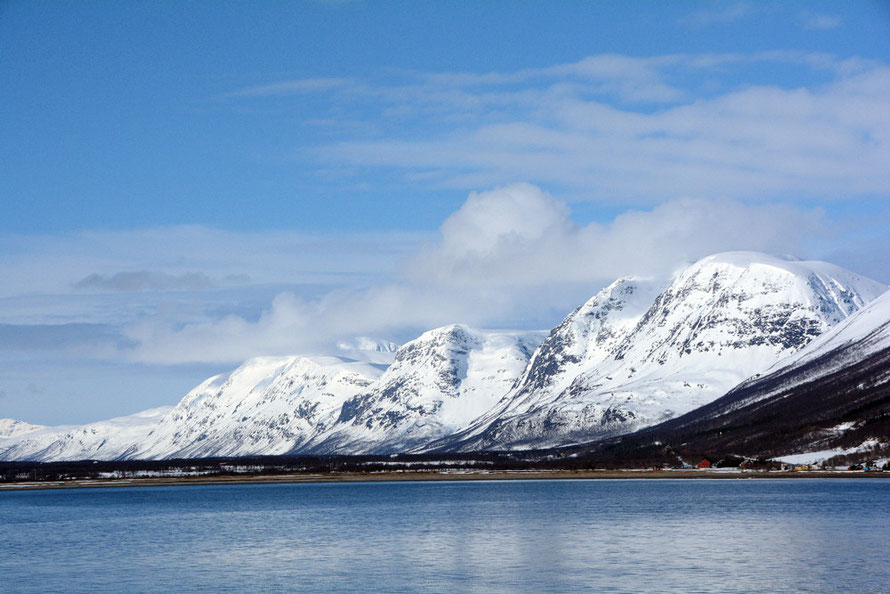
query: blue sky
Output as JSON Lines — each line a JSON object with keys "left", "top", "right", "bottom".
{"left": 2, "top": 1, "right": 889, "bottom": 424}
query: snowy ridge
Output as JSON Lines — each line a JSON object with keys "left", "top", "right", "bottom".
{"left": 133, "top": 356, "right": 383, "bottom": 459}
{"left": 437, "top": 252, "right": 886, "bottom": 450}
{"left": 0, "top": 407, "right": 172, "bottom": 462}
{"left": 762, "top": 288, "right": 890, "bottom": 376}
{"left": 304, "top": 325, "right": 545, "bottom": 453}
{"left": 504, "top": 278, "right": 662, "bottom": 413}
{"left": 706, "top": 288, "right": 890, "bottom": 417}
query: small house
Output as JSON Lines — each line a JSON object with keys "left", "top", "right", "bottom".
{"left": 696, "top": 459, "right": 711, "bottom": 469}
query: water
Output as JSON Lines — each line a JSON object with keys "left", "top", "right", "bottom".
{"left": 1, "top": 479, "right": 888, "bottom": 593}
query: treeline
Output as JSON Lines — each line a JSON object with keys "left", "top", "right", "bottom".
{"left": 0, "top": 448, "right": 689, "bottom": 482}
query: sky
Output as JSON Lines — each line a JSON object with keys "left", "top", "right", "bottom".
{"left": 1, "top": 1, "right": 889, "bottom": 425}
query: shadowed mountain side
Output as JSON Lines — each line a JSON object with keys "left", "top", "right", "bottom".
{"left": 589, "top": 332, "right": 890, "bottom": 463}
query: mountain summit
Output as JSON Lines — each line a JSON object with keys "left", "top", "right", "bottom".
{"left": 436, "top": 252, "right": 886, "bottom": 450}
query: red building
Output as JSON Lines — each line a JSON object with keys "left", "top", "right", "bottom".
{"left": 696, "top": 459, "right": 711, "bottom": 469}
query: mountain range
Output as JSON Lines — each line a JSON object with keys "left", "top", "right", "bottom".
{"left": 2, "top": 251, "right": 887, "bottom": 463}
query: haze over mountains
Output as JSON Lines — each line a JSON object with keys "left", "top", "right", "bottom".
{"left": 2, "top": 252, "right": 887, "bottom": 462}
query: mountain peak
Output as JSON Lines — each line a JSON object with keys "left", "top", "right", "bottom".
{"left": 440, "top": 253, "right": 886, "bottom": 451}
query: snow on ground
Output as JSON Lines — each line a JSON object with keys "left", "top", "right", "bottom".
{"left": 776, "top": 439, "right": 883, "bottom": 465}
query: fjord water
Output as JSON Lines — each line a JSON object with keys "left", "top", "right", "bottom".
{"left": 2, "top": 479, "right": 888, "bottom": 592}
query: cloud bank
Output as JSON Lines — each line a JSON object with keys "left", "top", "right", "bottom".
{"left": 114, "top": 184, "right": 837, "bottom": 365}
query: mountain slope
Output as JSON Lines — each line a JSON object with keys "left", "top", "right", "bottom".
{"left": 612, "top": 289, "right": 890, "bottom": 461}
{"left": 133, "top": 356, "right": 384, "bottom": 459}
{"left": 492, "top": 278, "right": 663, "bottom": 418}
{"left": 0, "top": 407, "right": 172, "bottom": 462}
{"left": 302, "top": 325, "right": 545, "bottom": 453}
{"left": 438, "top": 252, "right": 886, "bottom": 451}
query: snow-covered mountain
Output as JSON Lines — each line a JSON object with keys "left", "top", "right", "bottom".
{"left": 0, "top": 327, "right": 543, "bottom": 460}
{"left": 610, "top": 289, "right": 890, "bottom": 461}
{"left": 303, "top": 325, "right": 545, "bottom": 453}
{"left": 131, "top": 356, "right": 384, "bottom": 459}
{"left": 436, "top": 252, "right": 886, "bottom": 450}
{"left": 0, "top": 407, "right": 172, "bottom": 462}
{"left": 131, "top": 326, "right": 543, "bottom": 458}
{"left": 2, "top": 252, "right": 885, "bottom": 462}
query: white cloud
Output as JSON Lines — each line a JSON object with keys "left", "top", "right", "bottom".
{"left": 426, "top": 183, "right": 574, "bottom": 263}
{"left": 118, "top": 184, "right": 839, "bottom": 365}
{"left": 406, "top": 184, "right": 827, "bottom": 288}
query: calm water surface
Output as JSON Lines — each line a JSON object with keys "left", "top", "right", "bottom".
{"left": 1, "top": 478, "right": 888, "bottom": 592}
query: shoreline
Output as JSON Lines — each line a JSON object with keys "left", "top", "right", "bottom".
{"left": 2, "top": 468, "right": 888, "bottom": 491}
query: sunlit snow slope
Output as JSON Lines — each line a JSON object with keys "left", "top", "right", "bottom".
{"left": 0, "top": 407, "right": 172, "bottom": 462}
{"left": 303, "top": 325, "right": 545, "bottom": 453}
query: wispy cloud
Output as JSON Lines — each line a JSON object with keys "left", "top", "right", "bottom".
{"left": 0, "top": 226, "right": 425, "bottom": 301}
{"left": 317, "top": 68, "right": 890, "bottom": 201}
{"left": 678, "top": 2, "right": 752, "bottom": 27}
{"left": 800, "top": 12, "right": 842, "bottom": 30}
{"left": 220, "top": 77, "right": 353, "bottom": 98}
{"left": 219, "top": 52, "right": 889, "bottom": 203}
